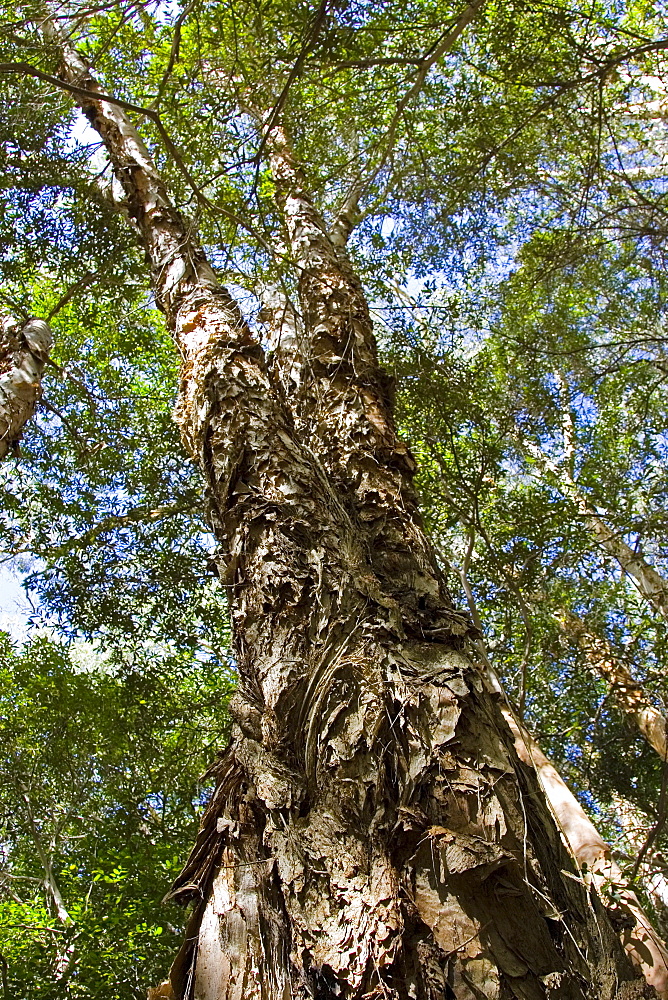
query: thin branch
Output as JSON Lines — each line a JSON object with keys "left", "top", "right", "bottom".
{"left": 632, "top": 755, "right": 668, "bottom": 881}
{"left": 329, "top": 55, "right": 426, "bottom": 70}
{"left": 472, "top": 36, "right": 668, "bottom": 180}
{"left": 47, "top": 502, "right": 199, "bottom": 557}
{"left": 39, "top": 398, "right": 93, "bottom": 451}
{"left": 46, "top": 271, "right": 98, "bottom": 321}
{"left": 0, "top": 61, "right": 202, "bottom": 209}
{"left": 3, "top": 923, "right": 65, "bottom": 935}
{"left": 252, "top": 0, "right": 329, "bottom": 168}
{"left": 87, "top": 1, "right": 146, "bottom": 64}
{"left": 329, "top": 0, "right": 486, "bottom": 245}
{"left": 150, "top": 0, "right": 197, "bottom": 109}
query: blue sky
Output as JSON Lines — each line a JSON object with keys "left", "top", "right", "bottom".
{"left": 0, "top": 564, "right": 32, "bottom": 641}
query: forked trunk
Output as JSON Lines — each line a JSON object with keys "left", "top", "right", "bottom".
{"left": 52, "top": 37, "right": 650, "bottom": 1000}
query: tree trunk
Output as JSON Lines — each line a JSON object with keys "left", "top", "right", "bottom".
{"left": 452, "top": 526, "right": 668, "bottom": 995}
{"left": 0, "top": 316, "right": 52, "bottom": 459}
{"left": 521, "top": 438, "right": 668, "bottom": 621}
{"left": 52, "top": 37, "right": 649, "bottom": 1000}
{"left": 557, "top": 611, "right": 668, "bottom": 762}
{"left": 500, "top": 703, "right": 668, "bottom": 998}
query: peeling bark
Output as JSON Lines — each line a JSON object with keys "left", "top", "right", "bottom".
{"left": 51, "top": 34, "right": 650, "bottom": 1000}
{"left": 499, "top": 703, "right": 668, "bottom": 998}
{"left": 0, "top": 316, "right": 52, "bottom": 459}
{"left": 454, "top": 525, "right": 668, "bottom": 995}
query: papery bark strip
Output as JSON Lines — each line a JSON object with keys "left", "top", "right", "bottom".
{"left": 0, "top": 316, "right": 52, "bottom": 459}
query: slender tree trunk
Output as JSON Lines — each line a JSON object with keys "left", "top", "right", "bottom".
{"left": 19, "top": 786, "right": 77, "bottom": 980}
{"left": 51, "top": 40, "right": 650, "bottom": 1000}
{"left": 521, "top": 438, "right": 668, "bottom": 621}
{"left": 557, "top": 611, "right": 668, "bottom": 762}
{"left": 0, "top": 316, "right": 52, "bottom": 459}
{"left": 452, "top": 525, "right": 668, "bottom": 995}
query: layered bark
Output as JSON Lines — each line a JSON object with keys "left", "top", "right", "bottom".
{"left": 450, "top": 523, "right": 668, "bottom": 993}
{"left": 0, "top": 316, "right": 52, "bottom": 459}
{"left": 500, "top": 704, "right": 668, "bottom": 998}
{"left": 52, "top": 35, "right": 650, "bottom": 1000}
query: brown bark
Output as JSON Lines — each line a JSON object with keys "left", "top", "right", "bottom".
{"left": 0, "top": 316, "right": 52, "bottom": 459}
{"left": 51, "top": 35, "right": 649, "bottom": 1000}
{"left": 445, "top": 518, "right": 668, "bottom": 995}
{"left": 557, "top": 611, "right": 668, "bottom": 762}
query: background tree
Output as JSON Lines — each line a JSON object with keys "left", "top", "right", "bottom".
{"left": 0, "top": 631, "right": 235, "bottom": 998}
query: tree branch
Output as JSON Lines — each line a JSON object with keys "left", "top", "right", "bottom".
{"left": 0, "top": 61, "right": 209, "bottom": 217}
{"left": 150, "top": 0, "right": 197, "bottom": 110}
{"left": 329, "top": 0, "right": 486, "bottom": 246}
{"left": 251, "top": 0, "right": 329, "bottom": 169}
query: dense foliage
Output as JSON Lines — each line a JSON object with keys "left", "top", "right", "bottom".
{"left": 0, "top": 631, "right": 235, "bottom": 997}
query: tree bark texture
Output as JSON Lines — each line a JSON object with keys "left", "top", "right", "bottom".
{"left": 0, "top": 316, "right": 52, "bottom": 459}
{"left": 454, "top": 548, "right": 668, "bottom": 995}
{"left": 53, "top": 41, "right": 653, "bottom": 1000}
{"left": 500, "top": 704, "right": 668, "bottom": 998}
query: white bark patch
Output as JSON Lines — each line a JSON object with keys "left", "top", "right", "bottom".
{"left": 0, "top": 317, "right": 52, "bottom": 459}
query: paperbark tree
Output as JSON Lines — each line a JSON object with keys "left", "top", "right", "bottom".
{"left": 0, "top": 316, "right": 52, "bottom": 460}
{"left": 556, "top": 611, "right": 668, "bottom": 763}
{"left": 41, "top": 24, "right": 660, "bottom": 1000}
{"left": 441, "top": 510, "right": 668, "bottom": 994}
{"left": 520, "top": 438, "right": 668, "bottom": 622}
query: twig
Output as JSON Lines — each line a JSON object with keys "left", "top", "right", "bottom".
{"left": 329, "top": 0, "right": 486, "bottom": 242}
{"left": 150, "top": 0, "right": 197, "bottom": 109}
{"left": 444, "top": 923, "right": 489, "bottom": 958}
{"left": 46, "top": 272, "right": 98, "bottom": 321}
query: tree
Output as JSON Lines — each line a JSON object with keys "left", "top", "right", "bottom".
{"left": 3, "top": 2, "right": 668, "bottom": 998}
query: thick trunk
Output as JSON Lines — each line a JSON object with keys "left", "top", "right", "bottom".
{"left": 557, "top": 611, "right": 668, "bottom": 762}
{"left": 0, "top": 316, "right": 52, "bottom": 459}
{"left": 52, "top": 40, "right": 647, "bottom": 1000}
{"left": 521, "top": 439, "right": 668, "bottom": 621}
